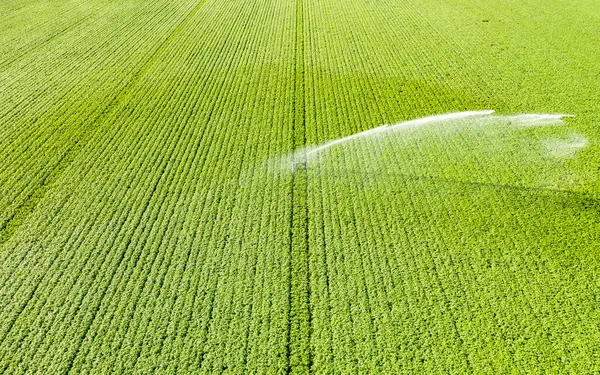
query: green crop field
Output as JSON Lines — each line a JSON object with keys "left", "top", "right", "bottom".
{"left": 0, "top": 0, "right": 599, "bottom": 373}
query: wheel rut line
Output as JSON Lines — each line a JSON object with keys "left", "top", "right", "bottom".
{"left": 288, "top": 0, "right": 311, "bottom": 371}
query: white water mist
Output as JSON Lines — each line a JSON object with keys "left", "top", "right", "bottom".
{"left": 291, "top": 110, "right": 577, "bottom": 171}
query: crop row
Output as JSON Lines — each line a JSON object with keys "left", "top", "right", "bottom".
{"left": 296, "top": 0, "right": 600, "bottom": 372}
{"left": 0, "top": 0, "right": 202, "bottom": 238}
{"left": 1, "top": 0, "right": 599, "bottom": 373}
{"left": 0, "top": 0, "right": 297, "bottom": 373}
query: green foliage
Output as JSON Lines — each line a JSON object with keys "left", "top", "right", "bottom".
{"left": 0, "top": 0, "right": 599, "bottom": 373}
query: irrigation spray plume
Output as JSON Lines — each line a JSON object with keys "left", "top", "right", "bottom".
{"left": 290, "top": 110, "right": 577, "bottom": 172}
{"left": 306, "top": 110, "right": 496, "bottom": 156}
{"left": 546, "top": 133, "right": 588, "bottom": 158}
{"left": 505, "top": 113, "right": 575, "bottom": 127}
{"left": 291, "top": 110, "right": 495, "bottom": 171}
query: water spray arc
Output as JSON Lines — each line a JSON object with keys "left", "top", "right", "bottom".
{"left": 291, "top": 110, "right": 495, "bottom": 171}
{"left": 285, "top": 109, "right": 594, "bottom": 203}
{"left": 290, "top": 110, "right": 577, "bottom": 173}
